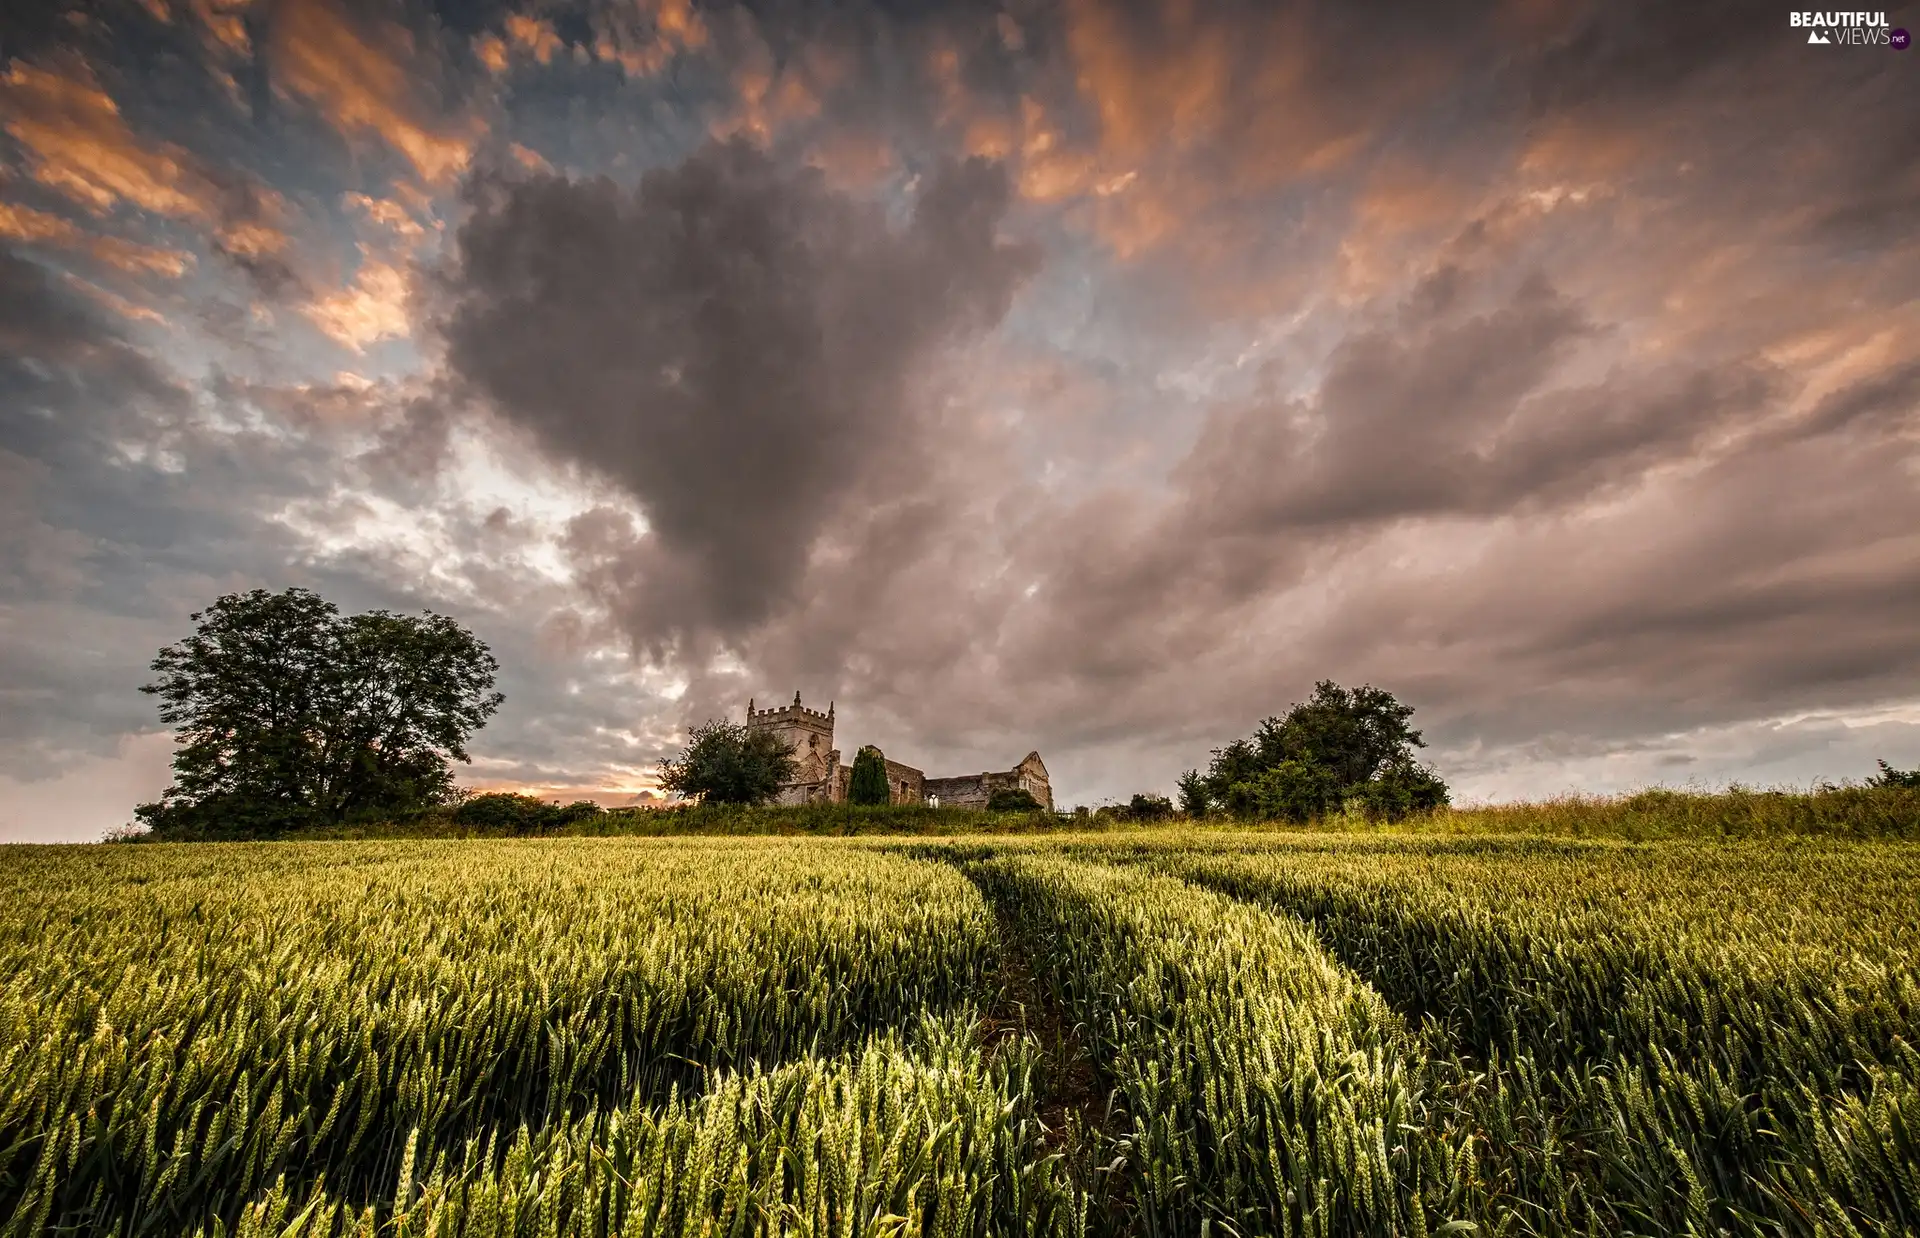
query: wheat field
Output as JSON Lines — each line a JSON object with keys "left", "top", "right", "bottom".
{"left": 3, "top": 833, "right": 1915, "bottom": 1236}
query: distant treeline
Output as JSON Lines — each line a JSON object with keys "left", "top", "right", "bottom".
{"left": 120, "top": 797, "right": 1116, "bottom": 842}
{"left": 116, "top": 780, "right": 1920, "bottom": 842}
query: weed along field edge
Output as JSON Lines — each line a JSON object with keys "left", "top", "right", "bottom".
{"left": 4, "top": 830, "right": 1916, "bottom": 1237}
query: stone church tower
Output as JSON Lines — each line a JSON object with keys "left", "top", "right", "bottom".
{"left": 745, "top": 692, "right": 842, "bottom": 804}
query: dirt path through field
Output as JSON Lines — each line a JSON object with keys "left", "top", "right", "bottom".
{"left": 971, "top": 868, "right": 1140, "bottom": 1236}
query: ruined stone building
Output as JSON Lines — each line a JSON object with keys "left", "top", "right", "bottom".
{"left": 744, "top": 692, "right": 1052, "bottom": 810}
{"left": 923, "top": 754, "right": 1052, "bottom": 810}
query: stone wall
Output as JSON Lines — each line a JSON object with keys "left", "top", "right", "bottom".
{"left": 922, "top": 773, "right": 987, "bottom": 808}
{"left": 924, "top": 752, "right": 1052, "bottom": 810}
{"left": 882, "top": 757, "right": 925, "bottom": 805}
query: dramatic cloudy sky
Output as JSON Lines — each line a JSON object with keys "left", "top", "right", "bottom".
{"left": 2, "top": 0, "right": 1917, "bottom": 839}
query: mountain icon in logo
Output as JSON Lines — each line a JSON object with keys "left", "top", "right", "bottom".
{"left": 1807, "top": 28, "right": 1830, "bottom": 43}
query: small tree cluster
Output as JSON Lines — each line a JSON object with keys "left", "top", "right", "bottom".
{"left": 1870, "top": 760, "right": 1920, "bottom": 788}
{"left": 1124, "top": 793, "right": 1175, "bottom": 822}
{"left": 1180, "top": 681, "right": 1448, "bottom": 823}
{"left": 657, "top": 720, "right": 799, "bottom": 805}
{"left": 452, "top": 792, "right": 603, "bottom": 834}
{"left": 987, "top": 786, "right": 1043, "bottom": 812}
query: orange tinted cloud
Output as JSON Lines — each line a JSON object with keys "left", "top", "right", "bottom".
{"left": 963, "top": 113, "right": 1016, "bottom": 160}
{"left": 1023, "top": 0, "right": 1416, "bottom": 260}
{"left": 1521, "top": 118, "right": 1644, "bottom": 184}
{"left": 0, "top": 61, "right": 217, "bottom": 218}
{"left": 1066, "top": 0, "right": 1241, "bottom": 166}
{"left": 0, "top": 201, "right": 85, "bottom": 243}
{"left": 215, "top": 217, "right": 288, "bottom": 258}
{"left": 1066, "top": 0, "right": 1389, "bottom": 184}
{"left": 60, "top": 271, "right": 167, "bottom": 325}
{"left": 474, "top": 33, "right": 510, "bottom": 74}
{"left": 476, "top": 14, "right": 567, "bottom": 74}
{"left": 723, "top": 65, "right": 821, "bottom": 143}
{"left": 506, "top": 15, "right": 562, "bottom": 64}
{"left": 342, "top": 190, "right": 426, "bottom": 240}
{"left": 0, "top": 201, "right": 196, "bottom": 277}
{"left": 803, "top": 130, "right": 894, "bottom": 189}
{"left": 209, "top": 182, "right": 288, "bottom": 255}
{"left": 592, "top": 0, "right": 708, "bottom": 78}
{"left": 0, "top": 59, "right": 296, "bottom": 279}
{"left": 303, "top": 246, "right": 410, "bottom": 350}
{"left": 927, "top": 42, "right": 966, "bottom": 119}
{"left": 191, "top": 0, "right": 253, "bottom": 58}
{"left": 1335, "top": 159, "right": 1481, "bottom": 298}
{"left": 269, "top": 0, "right": 477, "bottom": 183}
{"left": 653, "top": 0, "right": 707, "bottom": 51}
{"left": 1013, "top": 95, "right": 1101, "bottom": 203}
{"left": 710, "top": 32, "right": 856, "bottom": 143}
{"left": 507, "top": 142, "right": 552, "bottom": 174}
{"left": 919, "top": 36, "right": 1025, "bottom": 167}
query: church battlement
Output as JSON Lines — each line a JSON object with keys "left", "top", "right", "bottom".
{"left": 745, "top": 692, "right": 834, "bottom": 726}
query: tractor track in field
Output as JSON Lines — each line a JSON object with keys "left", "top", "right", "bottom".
{"left": 970, "top": 876, "right": 1142, "bottom": 1238}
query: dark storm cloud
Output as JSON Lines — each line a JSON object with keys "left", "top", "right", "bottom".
{"left": 1525, "top": 0, "right": 1788, "bottom": 109}
{"left": 969, "top": 257, "right": 1779, "bottom": 713}
{"left": 1174, "top": 270, "right": 1781, "bottom": 534}
{"left": 436, "top": 138, "right": 1037, "bottom": 661}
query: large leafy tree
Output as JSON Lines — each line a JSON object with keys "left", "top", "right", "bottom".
{"left": 847, "top": 745, "right": 891, "bottom": 805}
{"left": 137, "top": 588, "right": 504, "bottom": 835}
{"left": 1181, "top": 681, "right": 1448, "bottom": 822}
{"left": 657, "top": 720, "right": 799, "bottom": 805}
